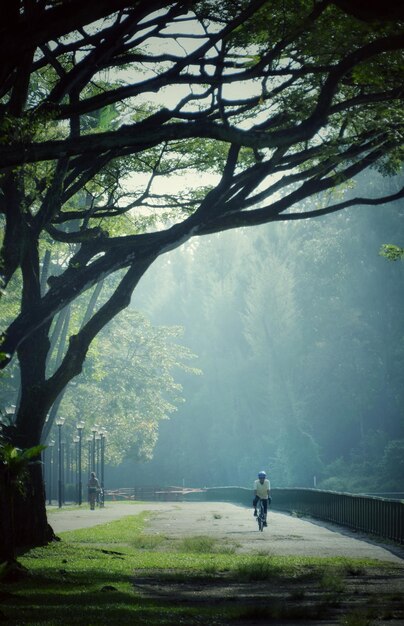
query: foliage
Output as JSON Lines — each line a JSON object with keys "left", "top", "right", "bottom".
{"left": 379, "top": 244, "right": 404, "bottom": 261}
{"left": 1, "top": 408, "right": 44, "bottom": 494}
{"left": 59, "top": 309, "right": 201, "bottom": 464}
{"left": 0, "top": 443, "right": 45, "bottom": 494}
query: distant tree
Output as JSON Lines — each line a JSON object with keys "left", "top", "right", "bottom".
{"left": 61, "top": 309, "right": 200, "bottom": 464}
{"left": 379, "top": 440, "right": 404, "bottom": 490}
{"left": 0, "top": 1, "right": 403, "bottom": 553}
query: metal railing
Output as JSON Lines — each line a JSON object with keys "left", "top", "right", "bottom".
{"left": 105, "top": 486, "right": 203, "bottom": 502}
{"left": 271, "top": 488, "right": 404, "bottom": 544}
{"left": 104, "top": 485, "right": 404, "bottom": 544}
{"left": 184, "top": 485, "right": 404, "bottom": 544}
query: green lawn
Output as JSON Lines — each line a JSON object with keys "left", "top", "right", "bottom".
{"left": 0, "top": 508, "right": 399, "bottom": 625}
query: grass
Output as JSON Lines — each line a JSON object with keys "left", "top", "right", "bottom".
{"left": 177, "top": 535, "right": 237, "bottom": 554}
{"left": 0, "top": 507, "right": 399, "bottom": 625}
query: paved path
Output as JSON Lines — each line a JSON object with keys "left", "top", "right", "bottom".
{"left": 48, "top": 501, "right": 404, "bottom": 564}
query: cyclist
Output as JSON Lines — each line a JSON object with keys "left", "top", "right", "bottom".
{"left": 253, "top": 470, "right": 271, "bottom": 526}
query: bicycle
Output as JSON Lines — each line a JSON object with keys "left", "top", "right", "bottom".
{"left": 97, "top": 488, "right": 104, "bottom": 508}
{"left": 256, "top": 497, "right": 266, "bottom": 531}
{"left": 88, "top": 487, "right": 102, "bottom": 510}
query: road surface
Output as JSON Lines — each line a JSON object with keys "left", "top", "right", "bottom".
{"left": 48, "top": 501, "right": 403, "bottom": 563}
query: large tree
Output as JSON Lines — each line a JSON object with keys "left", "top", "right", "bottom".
{"left": 0, "top": 0, "right": 403, "bottom": 554}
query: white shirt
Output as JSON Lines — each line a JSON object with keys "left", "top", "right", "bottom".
{"left": 254, "top": 478, "right": 270, "bottom": 498}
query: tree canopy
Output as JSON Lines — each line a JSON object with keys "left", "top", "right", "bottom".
{"left": 1, "top": 1, "right": 403, "bottom": 366}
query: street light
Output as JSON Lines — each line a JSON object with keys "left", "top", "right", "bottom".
{"left": 91, "top": 424, "right": 99, "bottom": 472}
{"left": 65, "top": 438, "right": 70, "bottom": 487}
{"left": 99, "top": 429, "right": 107, "bottom": 508}
{"left": 55, "top": 416, "right": 65, "bottom": 508}
{"left": 95, "top": 434, "right": 101, "bottom": 477}
{"left": 73, "top": 435, "right": 79, "bottom": 503}
{"left": 86, "top": 435, "right": 93, "bottom": 507}
{"left": 76, "top": 421, "right": 85, "bottom": 505}
{"left": 47, "top": 440, "right": 55, "bottom": 505}
{"left": 86, "top": 436, "right": 92, "bottom": 478}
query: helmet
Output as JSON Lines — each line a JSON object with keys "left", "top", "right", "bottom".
{"left": 258, "top": 471, "right": 266, "bottom": 478}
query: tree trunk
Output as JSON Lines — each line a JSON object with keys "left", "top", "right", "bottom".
{"left": 12, "top": 462, "right": 56, "bottom": 552}
{"left": 3, "top": 262, "right": 151, "bottom": 554}
{"left": 8, "top": 236, "right": 56, "bottom": 552}
{"left": 0, "top": 465, "right": 15, "bottom": 563}
{"left": 5, "top": 385, "right": 56, "bottom": 554}
{"left": 0, "top": 457, "right": 55, "bottom": 561}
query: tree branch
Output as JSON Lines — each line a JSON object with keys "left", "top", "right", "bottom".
{"left": 195, "top": 142, "right": 400, "bottom": 234}
{"left": 44, "top": 261, "right": 151, "bottom": 399}
{"left": 279, "top": 186, "right": 404, "bottom": 221}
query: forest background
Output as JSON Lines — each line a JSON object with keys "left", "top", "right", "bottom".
{"left": 3, "top": 176, "right": 403, "bottom": 498}
{"left": 105, "top": 174, "right": 404, "bottom": 494}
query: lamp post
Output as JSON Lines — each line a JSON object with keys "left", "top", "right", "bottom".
{"left": 61, "top": 439, "right": 66, "bottom": 504}
{"left": 65, "top": 439, "right": 70, "bottom": 488}
{"left": 86, "top": 435, "right": 92, "bottom": 481}
{"left": 48, "top": 440, "right": 55, "bottom": 505}
{"left": 55, "top": 417, "right": 65, "bottom": 508}
{"left": 100, "top": 429, "right": 107, "bottom": 508}
{"left": 91, "top": 425, "right": 98, "bottom": 472}
{"left": 86, "top": 435, "right": 93, "bottom": 507}
{"left": 73, "top": 435, "right": 79, "bottom": 504}
{"left": 76, "top": 421, "right": 85, "bottom": 505}
{"left": 95, "top": 434, "right": 101, "bottom": 477}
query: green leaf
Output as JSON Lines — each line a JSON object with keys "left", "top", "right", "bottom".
{"left": 379, "top": 244, "right": 404, "bottom": 261}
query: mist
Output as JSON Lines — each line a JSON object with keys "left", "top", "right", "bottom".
{"left": 106, "top": 173, "right": 404, "bottom": 494}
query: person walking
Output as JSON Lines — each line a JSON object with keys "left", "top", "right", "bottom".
{"left": 253, "top": 470, "right": 271, "bottom": 526}
{"left": 88, "top": 471, "right": 100, "bottom": 510}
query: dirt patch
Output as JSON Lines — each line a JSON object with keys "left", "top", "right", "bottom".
{"left": 133, "top": 567, "right": 404, "bottom": 624}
